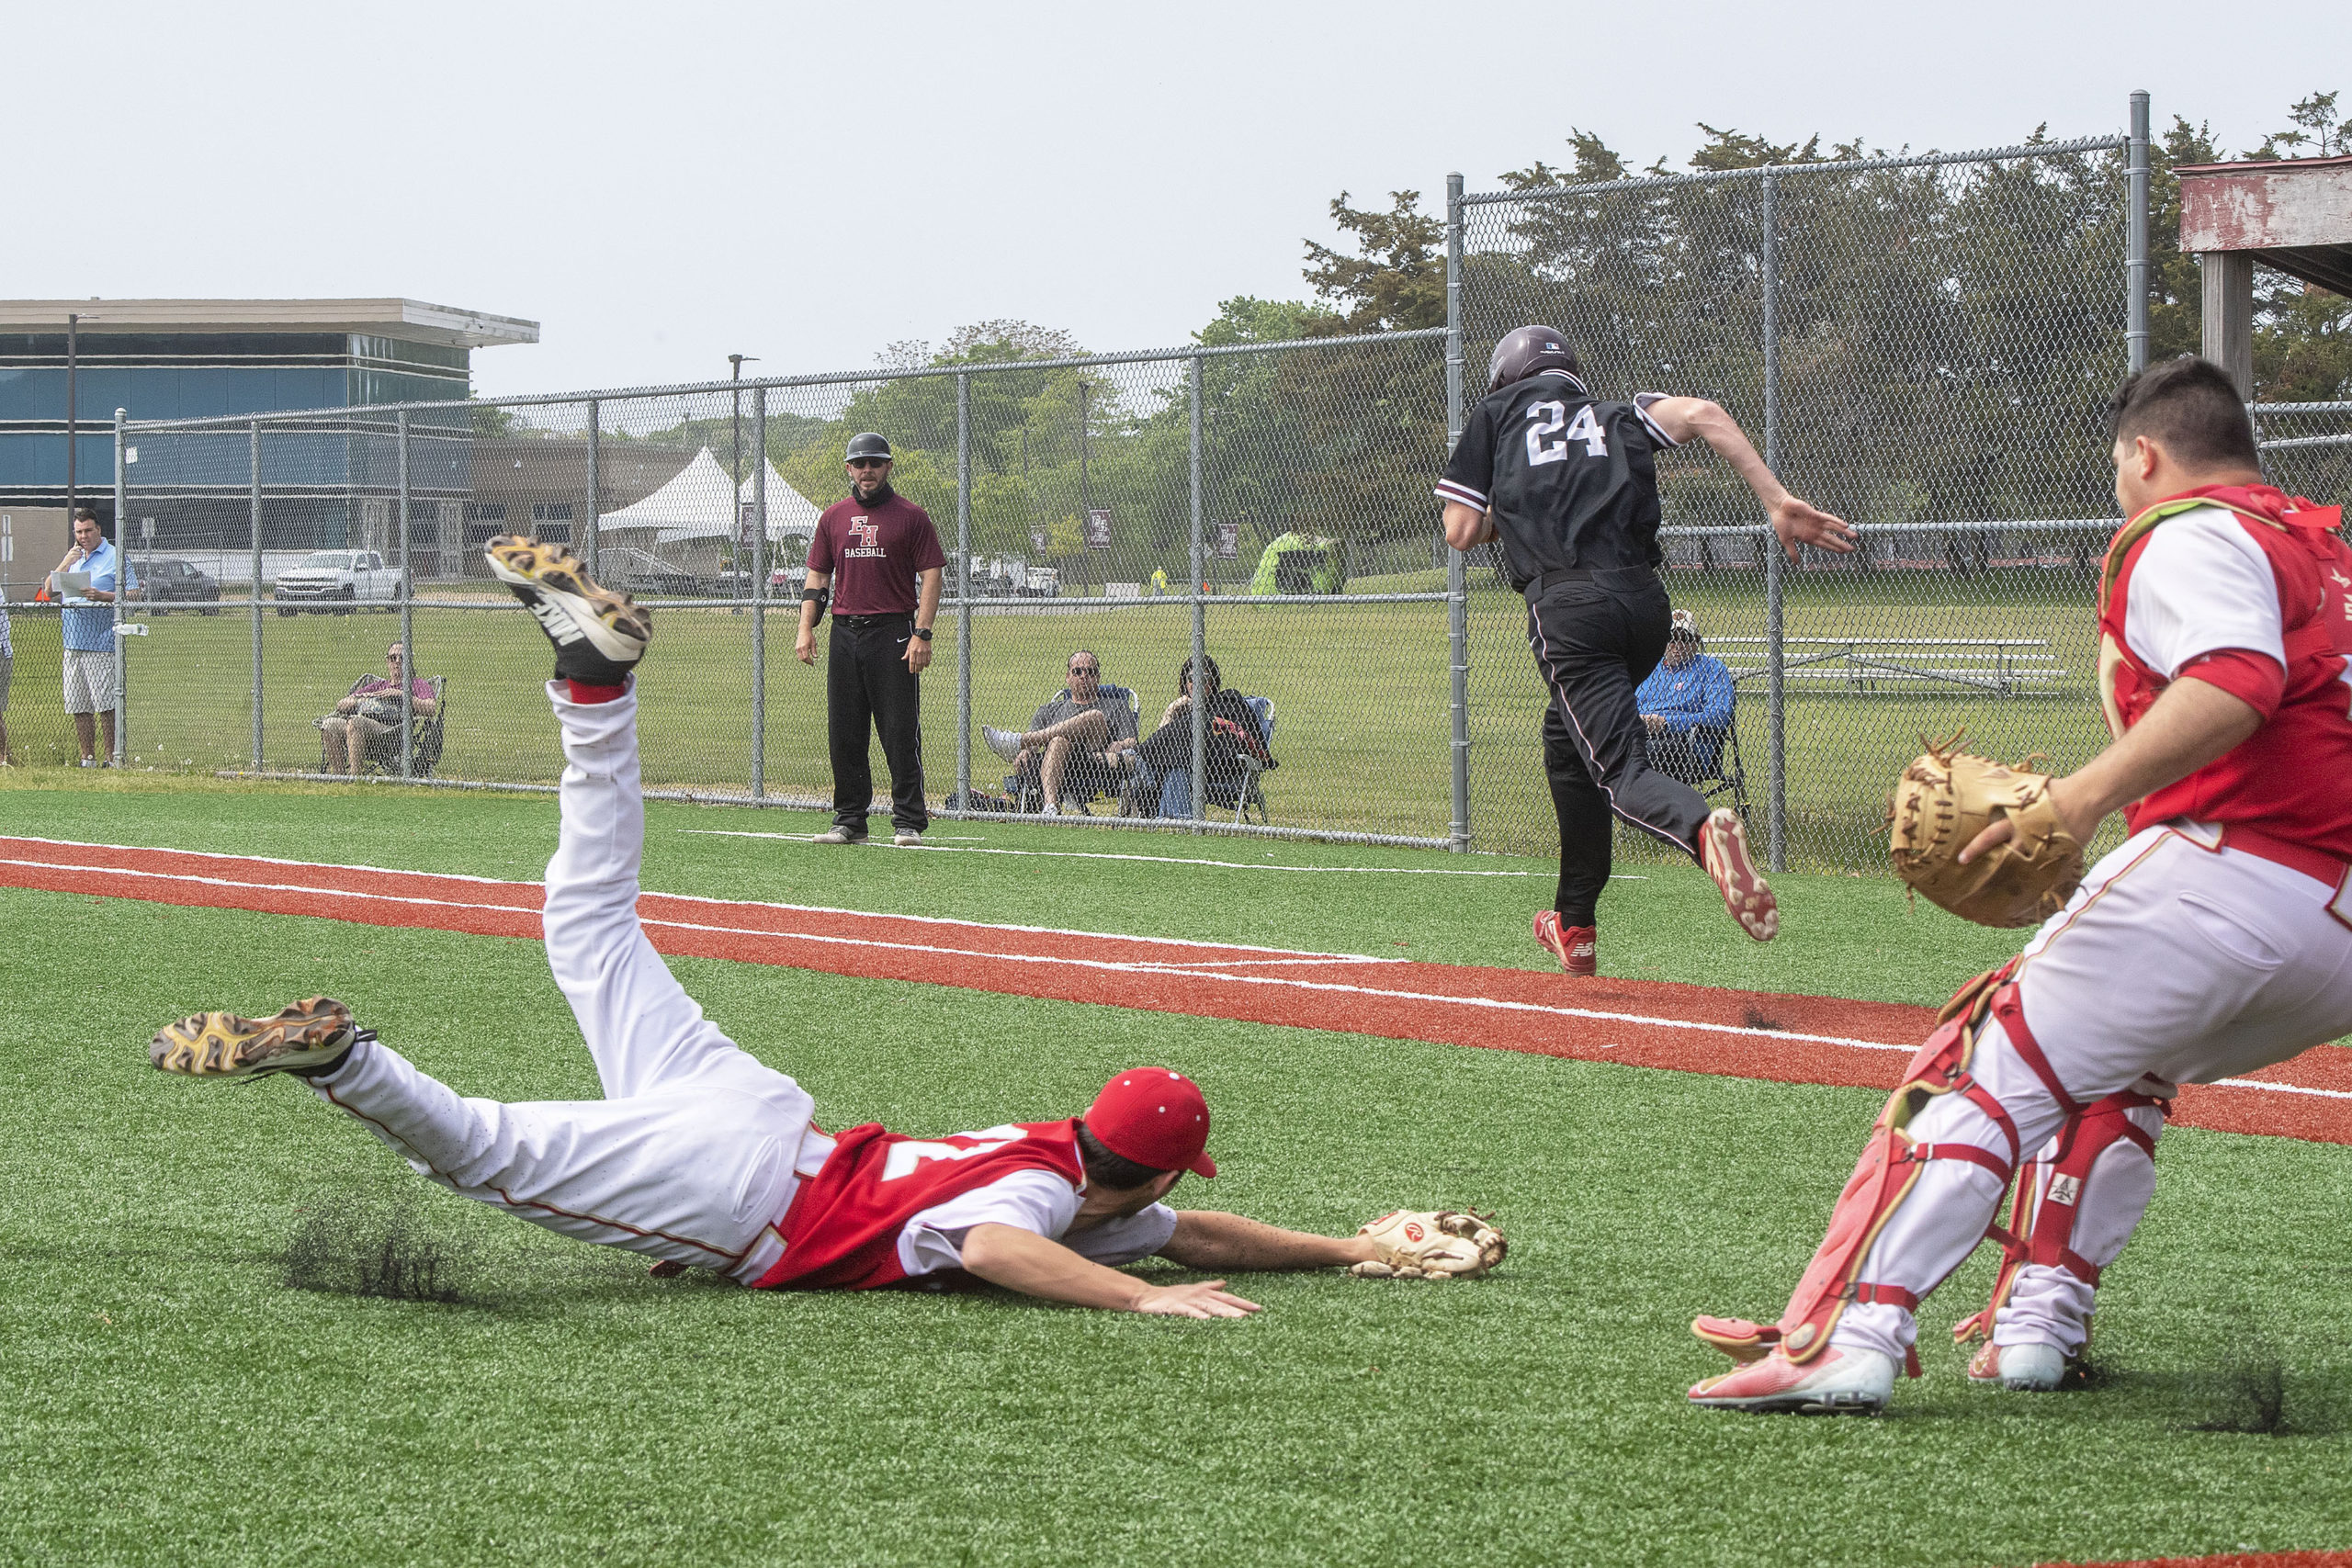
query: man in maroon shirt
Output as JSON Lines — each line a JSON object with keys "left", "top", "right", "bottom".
{"left": 796, "top": 433, "right": 945, "bottom": 845}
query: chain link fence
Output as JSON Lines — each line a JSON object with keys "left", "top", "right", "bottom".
{"left": 60, "top": 101, "right": 2341, "bottom": 871}
{"left": 1451, "top": 113, "right": 2148, "bottom": 869}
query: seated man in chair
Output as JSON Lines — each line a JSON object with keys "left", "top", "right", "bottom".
{"left": 320, "top": 642, "right": 439, "bottom": 775}
{"left": 979, "top": 649, "right": 1138, "bottom": 815}
{"left": 1635, "top": 612, "right": 1735, "bottom": 786}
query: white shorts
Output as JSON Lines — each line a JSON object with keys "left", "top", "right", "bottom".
{"left": 61, "top": 649, "right": 117, "bottom": 715}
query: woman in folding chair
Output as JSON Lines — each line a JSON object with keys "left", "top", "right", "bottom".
{"left": 1131, "top": 654, "right": 1275, "bottom": 818}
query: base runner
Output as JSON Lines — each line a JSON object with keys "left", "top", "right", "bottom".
{"left": 148, "top": 537, "right": 1503, "bottom": 1314}
{"left": 1687, "top": 357, "right": 2352, "bottom": 1412}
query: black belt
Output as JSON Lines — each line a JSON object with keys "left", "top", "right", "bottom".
{"left": 834, "top": 613, "right": 910, "bottom": 627}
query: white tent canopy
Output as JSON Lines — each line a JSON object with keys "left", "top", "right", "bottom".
{"left": 596, "top": 447, "right": 825, "bottom": 544}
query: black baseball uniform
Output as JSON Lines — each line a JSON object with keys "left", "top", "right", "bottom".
{"left": 1437, "top": 368, "right": 1710, "bottom": 927}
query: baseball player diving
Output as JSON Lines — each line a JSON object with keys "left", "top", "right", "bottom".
{"left": 1689, "top": 356, "right": 2352, "bottom": 1413}
{"left": 1436, "top": 327, "right": 1859, "bottom": 976}
{"left": 146, "top": 537, "right": 1505, "bottom": 1312}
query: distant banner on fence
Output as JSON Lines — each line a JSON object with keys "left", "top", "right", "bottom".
{"left": 1085, "top": 509, "right": 1113, "bottom": 550}
{"left": 1215, "top": 522, "right": 1238, "bottom": 560}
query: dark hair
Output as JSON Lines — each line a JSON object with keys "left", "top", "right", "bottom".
{"left": 73, "top": 507, "right": 99, "bottom": 525}
{"left": 2107, "top": 356, "right": 2260, "bottom": 473}
{"left": 1177, "top": 653, "right": 1222, "bottom": 695}
{"left": 1076, "top": 1121, "right": 1170, "bottom": 1190}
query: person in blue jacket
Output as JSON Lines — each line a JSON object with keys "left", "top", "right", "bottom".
{"left": 1634, "top": 612, "right": 1735, "bottom": 784}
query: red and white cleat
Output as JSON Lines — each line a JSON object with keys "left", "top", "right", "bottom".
{"left": 1966, "top": 1340, "right": 2068, "bottom": 1391}
{"left": 1701, "top": 807, "right": 1779, "bottom": 942}
{"left": 1688, "top": 1346, "right": 1894, "bottom": 1414}
{"left": 1533, "top": 910, "right": 1598, "bottom": 976}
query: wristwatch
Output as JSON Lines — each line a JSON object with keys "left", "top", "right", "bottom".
{"left": 913, "top": 626, "right": 933, "bottom": 640}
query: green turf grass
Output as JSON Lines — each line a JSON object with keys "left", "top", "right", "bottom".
{"left": 4, "top": 888, "right": 2348, "bottom": 1567}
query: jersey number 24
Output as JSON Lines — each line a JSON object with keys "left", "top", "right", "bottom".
{"left": 1526, "top": 401, "right": 1607, "bottom": 466}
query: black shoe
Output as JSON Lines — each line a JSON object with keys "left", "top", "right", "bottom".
{"left": 485, "top": 536, "right": 650, "bottom": 685}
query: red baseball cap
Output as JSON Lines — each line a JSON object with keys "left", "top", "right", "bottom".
{"left": 1086, "top": 1067, "right": 1216, "bottom": 1179}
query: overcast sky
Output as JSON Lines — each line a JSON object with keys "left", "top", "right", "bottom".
{"left": 15, "top": 0, "right": 2346, "bottom": 398}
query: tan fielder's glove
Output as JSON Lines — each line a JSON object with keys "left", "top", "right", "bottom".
{"left": 1887, "top": 734, "right": 2084, "bottom": 929}
{"left": 1348, "top": 1210, "right": 1507, "bottom": 1280}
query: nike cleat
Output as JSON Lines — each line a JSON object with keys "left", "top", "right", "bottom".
{"left": 485, "top": 536, "right": 650, "bottom": 685}
{"left": 1533, "top": 910, "right": 1598, "bottom": 976}
{"left": 1701, "top": 807, "right": 1779, "bottom": 942}
{"left": 1689, "top": 1346, "right": 1894, "bottom": 1414}
{"left": 150, "top": 997, "right": 366, "bottom": 1081}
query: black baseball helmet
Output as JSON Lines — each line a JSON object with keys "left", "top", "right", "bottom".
{"left": 1487, "top": 326, "right": 1580, "bottom": 392}
{"left": 845, "top": 432, "right": 893, "bottom": 463}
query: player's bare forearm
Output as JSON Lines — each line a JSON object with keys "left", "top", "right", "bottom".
{"left": 1441, "top": 501, "right": 1495, "bottom": 551}
{"left": 1644, "top": 397, "right": 1857, "bottom": 558}
{"left": 915, "top": 567, "right": 941, "bottom": 634}
{"left": 1961, "top": 677, "right": 2264, "bottom": 863}
{"left": 959, "top": 1223, "right": 1262, "bottom": 1317}
{"left": 795, "top": 570, "right": 830, "bottom": 664}
{"left": 1157, "top": 1211, "right": 1379, "bottom": 1272}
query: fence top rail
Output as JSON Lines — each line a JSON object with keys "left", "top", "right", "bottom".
{"left": 1662, "top": 517, "right": 2120, "bottom": 538}
{"left": 119, "top": 326, "right": 1452, "bottom": 433}
{"left": 1709, "top": 636, "right": 2054, "bottom": 648}
{"left": 2253, "top": 401, "right": 2352, "bottom": 415}
{"left": 1459, "top": 132, "right": 2128, "bottom": 207}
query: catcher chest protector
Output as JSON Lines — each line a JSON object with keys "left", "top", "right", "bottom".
{"left": 1951, "top": 1089, "right": 2164, "bottom": 1352}
{"left": 1693, "top": 964, "right": 2025, "bottom": 1374}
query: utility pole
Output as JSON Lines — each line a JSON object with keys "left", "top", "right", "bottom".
{"left": 64, "top": 313, "right": 78, "bottom": 525}
{"left": 728, "top": 354, "right": 758, "bottom": 577}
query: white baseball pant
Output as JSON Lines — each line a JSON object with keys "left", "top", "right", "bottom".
{"left": 306, "top": 682, "right": 830, "bottom": 1282}
{"left": 1828, "top": 823, "right": 2352, "bottom": 1363}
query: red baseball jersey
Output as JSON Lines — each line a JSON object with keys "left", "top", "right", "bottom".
{"left": 753, "top": 1119, "right": 1087, "bottom": 1291}
{"left": 2098, "top": 484, "right": 2352, "bottom": 863}
{"left": 807, "top": 490, "right": 944, "bottom": 615}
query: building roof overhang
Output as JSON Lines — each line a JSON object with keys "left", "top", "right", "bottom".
{"left": 2177, "top": 155, "right": 2352, "bottom": 297}
{"left": 0, "top": 299, "right": 539, "bottom": 348}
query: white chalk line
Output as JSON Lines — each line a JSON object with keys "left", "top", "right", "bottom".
{"left": 678, "top": 828, "right": 1652, "bottom": 878}
{"left": 18, "top": 846, "right": 2352, "bottom": 1106}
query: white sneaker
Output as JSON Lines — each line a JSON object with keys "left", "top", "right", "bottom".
{"left": 1967, "top": 1341, "right": 2068, "bottom": 1391}
{"left": 981, "top": 726, "right": 1023, "bottom": 762}
{"left": 893, "top": 829, "right": 923, "bottom": 847}
{"left": 811, "top": 826, "right": 867, "bottom": 845}
{"left": 1040, "top": 803, "right": 1060, "bottom": 818}
{"left": 1689, "top": 1345, "right": 1896, "bottom": 1414}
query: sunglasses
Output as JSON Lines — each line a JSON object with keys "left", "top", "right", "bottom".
{"left": 1069, "top": 666, "right": 1099, "bottom": 676}
{"left": 847, "top": 457, "right": 889, "bottom": 470}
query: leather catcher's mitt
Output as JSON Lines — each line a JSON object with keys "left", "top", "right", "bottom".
{"left": 1887, "top": 732, "right": 2083, "bottom": 929}
{"left": 1348, "top": 1210, "right": 1506, "bottom": 1280}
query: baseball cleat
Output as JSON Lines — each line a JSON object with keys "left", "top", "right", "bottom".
{"left": 1533, "top": 910, "right": 1598, "bottom": 976}
{"left": 1701, "top": 807, "right": 1779, "bottom": 942}
{"left": 485, "top": 536, "right": 650, "bottom": 685}
{"left": 981, "top": 726, "right": 1023, "bottom": 762}
{"left": 150, "top": 997, "right": 365, "bottom": 1081}
{"left": 1967, "top": 1340, "right": 2069, "bottom": 1391}
{"left": 1688, "top": 1346, "right": 1894, "bottom": 1414}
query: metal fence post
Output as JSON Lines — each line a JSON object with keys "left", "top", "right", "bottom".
{"left": 1188, "top": 354, "right": 1207, "bottom": 831}
{"left": 250, "top": 419, "right": 264, "bottom": 769}
{"left": 751, "top": 389, "right": 768, "bottom": 800}
{"left": 1445, "top": 170, "right": 1471, "bottom": 853}
{"left": 111, "top": 408, "right": 128, "bottom": 766}
{"left": 2127, "top": 90, "right": 2152, "bottom": 374}
{"left": 956, "top": 372, "right": 972, "bottom": 815}
{"left": 396, "top": 410, "right": 413, "bottom": 779}
{"left": 584, "top": 399, "right": 601, "bottom": 578}
{"left": 1760, "top": 166, "right": 1787, "bottom": 874}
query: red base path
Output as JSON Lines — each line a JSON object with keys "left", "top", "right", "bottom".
{"left": 9, "top": 834, "right": 2352, "bottom": 1145}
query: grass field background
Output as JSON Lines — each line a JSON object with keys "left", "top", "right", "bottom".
{"left": 3, "top": 778, "right": 2348, "bottom": 1566}
{"left": 0, "top": 565, "right": 2119, "bottom": 871}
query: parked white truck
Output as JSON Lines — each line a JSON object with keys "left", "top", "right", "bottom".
{"left": 273, "top": 550, "right": 401, "bottom": 615}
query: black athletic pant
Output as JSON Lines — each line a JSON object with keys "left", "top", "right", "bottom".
{"left": 827, "top": 615, "right": 927, "bottom": 835}
{"left": 1525, "top": 569, "right": 1710, "bottom": 927}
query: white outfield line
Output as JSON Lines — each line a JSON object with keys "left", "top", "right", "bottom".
{"left": 678, "top": 828, "right": 1650, "bottom": 879}
{"left": 15, "top": 843, "right": 2352, "bottom": 1105}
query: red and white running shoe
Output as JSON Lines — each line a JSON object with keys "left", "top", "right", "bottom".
{"left": 1688, "top": 1346, "right": 1894, "bottom": 1414}
{"left": 1533, "top": 910, "right": 1598, "bottom": 976}
{"left": 1700, "top": 807, "right": 1778, "bottom": 942}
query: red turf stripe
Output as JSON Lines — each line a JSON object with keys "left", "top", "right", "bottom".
{"left": 8, "top": 835, "right": 2350, "bottom": 1147}
{"left": 2040, "top": 1553, "right": 2352, "bottom": 1567}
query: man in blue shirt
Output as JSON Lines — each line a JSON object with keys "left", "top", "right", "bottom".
{"left": 1634, "top": 612, "right": 1735, "bottom": 784}
{"left": 52, "top": 509, "right": 137, "bottom": 766}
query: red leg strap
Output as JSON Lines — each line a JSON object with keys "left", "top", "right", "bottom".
{"left": 1849, "top": 1283, "right": 1919, "bottom": 1309}
{"left": 1991, "top": 986, "right": 2084, "bottom": 1116}
{"left": 1910, "top": 1142, "right": 2013, "bottom": 1184}
{"left": 2057, "top": 1247, "right": 2102, "bottom": 1286}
